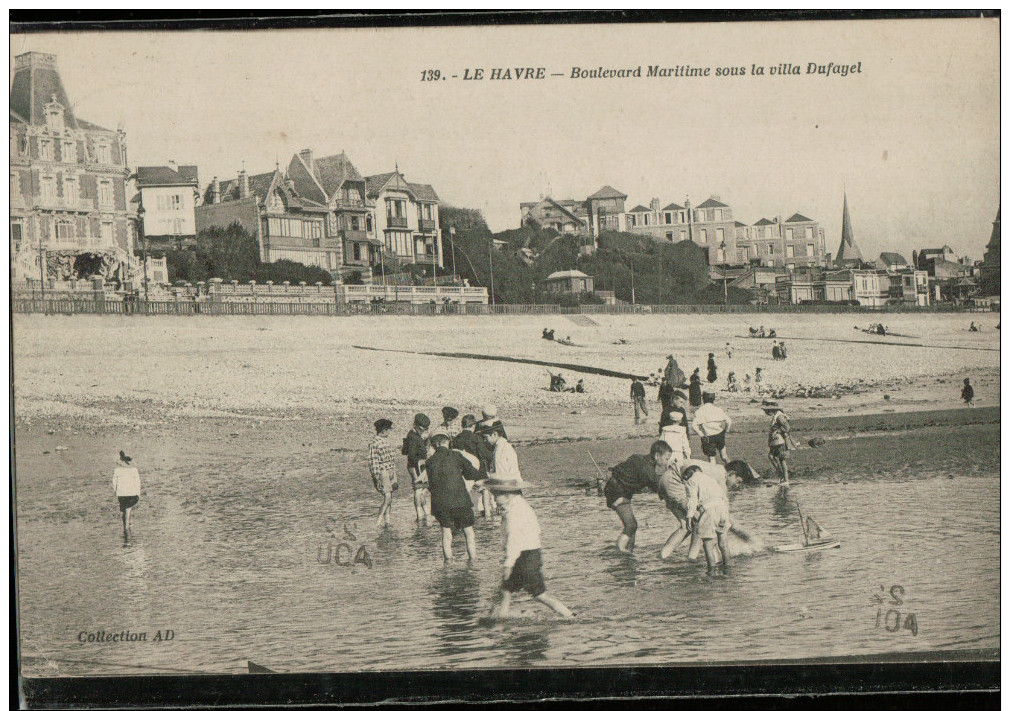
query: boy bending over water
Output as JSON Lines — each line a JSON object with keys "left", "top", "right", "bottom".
{"left": 604, "top": 440, "right": 673, "bottom": 553}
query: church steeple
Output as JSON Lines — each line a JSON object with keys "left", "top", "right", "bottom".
{"left": 835, "top": 192, "right": 863, "bottom": 265}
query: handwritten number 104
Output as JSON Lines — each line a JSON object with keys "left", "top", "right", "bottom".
{"left": 421, "top": 69, "right": 441, "bottom": 81}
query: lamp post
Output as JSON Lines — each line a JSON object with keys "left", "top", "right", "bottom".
{"left": 137, "top": 202, "right": 149, "bottom": 306}
{"left": 449, "top": 226, "right": 458, "bottom": 283}
{"left": 38, "top": 231, "right": 46, "bottom": 312}
{"left": 719, "top": 241, "right": 728, "bottom": 305}
{"left": 630, "top": 259, "right": 636, "bottom": 305}
{"left": 488, "top": 239, "right": 496, "bottom": 305}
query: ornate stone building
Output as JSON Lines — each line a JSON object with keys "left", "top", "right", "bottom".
{"left": 10, "top": 52, "right": 134, "bottom": 285}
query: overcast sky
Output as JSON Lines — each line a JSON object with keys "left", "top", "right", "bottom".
{"left": 11, "top": 18, "right": 1000, "bottom": 260}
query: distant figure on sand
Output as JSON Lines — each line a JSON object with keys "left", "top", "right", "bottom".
{"left": 368, "top": 419, "right": 399, "bottom": 526}
{"left": 763, "top": 401, "right": 794, "bottom": 486}
{"left": 402, "top": 413, "right": 432, "bottom": 524}
{"left": 707, "top": 353, "right": 718, "bottom": 384}
{"left": 487, "top": 477, "right": 573, "bottom": 619}
{"left": 542, "top": 327, "right": 555, "bottom": 340}
{"left": 969, "top": 322, "right": 980, "bottom": 332}
{"left": 631, "top": 377, "right": 649, "bottom": 424}
{"left": 113, "top": 451, "right": 141, "bottom": 540}
{"left": 426, "top": 433, "right": 483, "bottom": 563}
{"left": 726, "top": 342, "right": 733, "bottom": 360}
{"left": 692, "top": 392, "right": 733, "bottom": 465}
{"left": 772, "top": 342, "right": 783, "bottom": 360}
{"left": 726, "top": 372, "right": 738, "bottom": 393}
{"left": 664, "top": 355, "right": 686, "bottom": 389}
{"left": 689, "top": 370, "right": 703, "bottom": 408}
{"left": 603, "top": 440, "right": 673, "bottom": 553}
{"left": 682, "top": 464, "right": 732, "bottom": 575}
{"left": 961, "top": 378, "right": 975, "bottom": 407}
{"left": 754, "top": 367, "right": 764, "bottom": 395}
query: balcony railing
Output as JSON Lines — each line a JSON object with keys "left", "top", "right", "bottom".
{"left": 387, "top": 216, "right": 408, "bottom": 229}
{"left": 338, "top": 229, "right": 369, "bottom": 242}
{"left": 340, "top": 284, "right": 488, "bottom": 304}
{"left": 418, "top": 218, "right": 436, "bottom": 232}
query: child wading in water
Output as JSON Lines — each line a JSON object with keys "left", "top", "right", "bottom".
{"left": 486, "top": 476, "right": 573, "bottom": 619}
{"left": 681, "top": 463, "right": 732, "bottom": 575}
{"left": 368, "top": 419, "right": 398, "bottom": 526}
{"left": 402, "top": 413, "right": 432, "bottom": 525}
{"left": 113, "top": 451, "right": 141, "bottom": 540}
{"left": 603, "top": 440, "right": 674, "bottom": 553}
{"left": 764, "top": 401, "right": 795, "bottom": 485}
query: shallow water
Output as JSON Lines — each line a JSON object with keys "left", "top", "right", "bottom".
{"left": 16, "top": 419, "right": 1000, "bottom": 676}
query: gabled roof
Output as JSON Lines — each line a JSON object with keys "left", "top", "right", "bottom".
{"left": 312, "top": 152, "right": 364, "bottom": 197}
{"left": 366, "top": 171, "right": 412, "bottom": 199}
{"left": 661, "top": 202, "right": 685, "bottom": 211}
{"left": 136, "top": 165, "right": 199, "bottom": 187}
{"left": 918, "top": 246, "right": 951, "bottom": 256}
{"left": 411, "top": 182, "right": 439, "bottom": 202}
{"left": 877, "top": 252, "right": 908, "bottom": 266}
{"left": 753, "top": 218, "right": 775, "bottom": 226}
{"left": 588, "top": 185, "right": 627, "bottom": 200}
{"left": 734, "top": 221, "right": 747, "bottom": 227}
{"left": 287, "top": 153, "right": 328, "bottom": 204}
{"left": 629, "top": 204, "right": 651, "bottom": 213}
{"left": 545, "top": 269, "right": 591, "bottom": 280}
{"left": 696, "top": 197, "right": 728, "bottom": 209}
{"left": 785, "top": 213, "right": 813, "bottom": 223}
{"left": 537, "top": 197, "right": 585, "bottom": 224}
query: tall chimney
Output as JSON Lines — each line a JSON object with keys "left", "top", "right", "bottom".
{"left": 238, "top": 170, "right": 249, "bottom": 199}
{"left": 299, "top": 148, "right": 313, "bottom": 169}
{"left": 650, "top": 197, "right": 661, "bottom": 213}
{"left": 210, "top": 176, "right": 220, "bottom": 204}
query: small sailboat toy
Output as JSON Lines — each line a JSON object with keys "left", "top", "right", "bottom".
{"left": 774, "top": 504, "right": 840, "bottom": 553}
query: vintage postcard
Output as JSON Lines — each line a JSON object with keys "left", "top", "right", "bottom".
{"left": 12, "top": 13, "right": 999, "bottom": 706}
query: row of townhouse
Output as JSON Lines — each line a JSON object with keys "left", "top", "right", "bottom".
{"left": 520, "top": 188, "right": 828, "bottom": 268}
{"left": 734, "top": 256, "right": 932, "bottom": 307}
{"left": 10, "top": 53, "right": 445, "bottom": 290}
{"left": 180, "top": 150, "right": 443, "bottom": 283}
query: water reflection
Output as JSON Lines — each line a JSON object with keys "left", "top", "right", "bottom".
{"left": 603, "top": 551, "right": 639, "bottom": 587}
{"left": 431, "top": 566, "right": 481, "bottom": 655}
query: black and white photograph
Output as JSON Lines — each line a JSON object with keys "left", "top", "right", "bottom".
{"left": 11, "top": 12, "right": 1000, "bottom": 706}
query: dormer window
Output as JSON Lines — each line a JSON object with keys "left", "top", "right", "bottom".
{"left": 45, "top": 96, "right": 65, "bottom": 133}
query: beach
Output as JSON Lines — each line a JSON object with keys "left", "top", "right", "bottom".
{"left": 12, "top": 312, "right": 1001, "bottom": 675}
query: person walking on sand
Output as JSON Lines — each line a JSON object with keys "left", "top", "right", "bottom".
{"left": 113, "top": 451, "right": 141, "bottom": 540}
{"left": 426, "top": 433, "right": 483, "bottom": 563}
{"left": 402, "top": 413, "right": 432, "bottom": 524}
{"left": 961, "top": 377, "right": 975, "bottom": 407}
{"left": 763, "top": 401, "right": 795, "bottom": 486}
{"left": 682, "top": 464, "right": 732, "bottom": 575}
{"left": 726, "top": 342, "right": 733, "bottom": 360}
{"left": 707, "top": 353, "right": 718, "bottom": 384}
{"left": 754, "top": 367, "right": 764, "bottom": 396}
{"left": 368, "top": 419, "right": 399, "bottom": 526}
{"left": 631, "top": 376, "right": 649, "bottom": 424}
{"left": 692, "top": 392, "right": 733, "bottom": 465}
{"left": 689, "top": 369, "right": 703, "bottom": 408}
{"left": 603, "top": 440, "right": 674, "bottom": 554}
{"left": 487, "top": 477, "right": 574, "bottom": 619}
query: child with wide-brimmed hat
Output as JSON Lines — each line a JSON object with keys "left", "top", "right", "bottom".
{"left": 762, "top": 401, "right": 794, "bottom": 486}
{"left": 485, "top": 476, "right": 573, "bottom": 619}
